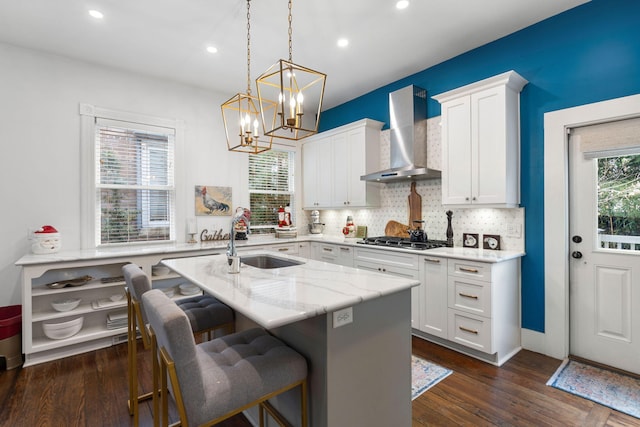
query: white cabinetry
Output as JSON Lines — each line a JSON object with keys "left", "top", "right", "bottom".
{"left": 302, "top": 119, "right": 383, "bottom": 209}
{"left": 302, "top": 136, "right": 332, "bottom": 208}
{"left": 433, "top": 71, "right": 527, "bottom": 208}
{"left": 312, "top": 242, "right": 354, "bottom": 267}
{"left": 354, "top": 247, "right": 420, "bottom": 327}
{"left": 445, "top": 258, "right": 520, "bottom": 366}
{"left": 18, "top": 249, "right": 223, "bottom": 366}
{"left": 419, "top": 255, "right": 448, "bottom": 339}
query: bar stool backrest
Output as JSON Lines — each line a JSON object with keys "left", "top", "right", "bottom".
{"left": 143, "top": 289, "right": 204, "bottom": 424}
{"left": 122, "top": 264, "right": 153, "bottom": 324}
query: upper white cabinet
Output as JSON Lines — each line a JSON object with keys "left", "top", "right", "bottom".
{"left": 302, "top": 119, "right": 383, "bottom": 209}
{"left": 433, "top": 71, "right": 528, "bottom": 208}
{"left": 302, "top": 135, "right": 332, "bottom": 208}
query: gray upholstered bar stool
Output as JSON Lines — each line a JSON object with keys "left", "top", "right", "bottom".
{"left": 143, "top": 289, "right": 308, "bottom": 427}
{"left": 123, "top": 264, "right": 235, "bottom": 426}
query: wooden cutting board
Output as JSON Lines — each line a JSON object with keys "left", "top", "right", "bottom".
{"left": 385, "top": 220, "right": 410, "bottom": 238}
{"left": 408, "top": 182, "right": 422, "bottom": 226}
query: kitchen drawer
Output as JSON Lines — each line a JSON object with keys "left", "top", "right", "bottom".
{"left": 354, "top": 248, "right": 420, "bottom": 271}
{"left": 355, "top": 261, "right": 420, "bottom": 280}
{"left": 316, "top": 244, "right": 354, "bottom": 267}
{"left": 447, "top": 309, "right": 492, "bottom": 354}
{"left": 448, "top": 259, "right": 491, "bottom": 282}
{"left": 266, "top": 243, "right": 298, "bottom": 255}
{"left": 448, "top": 277, "right": 491, "bottom": 317}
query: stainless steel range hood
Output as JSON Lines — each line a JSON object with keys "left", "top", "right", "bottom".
{"left": 361, "top": 85, "right": 441, "bottom": 183}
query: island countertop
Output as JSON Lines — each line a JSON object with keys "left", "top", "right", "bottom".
{"left": 162, "top": 252, "right": 420, "bottom": 329}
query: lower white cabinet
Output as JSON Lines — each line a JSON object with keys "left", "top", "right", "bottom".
{"left": 312, "top": 242, "right": 354, "bottom": 267}
{"left": 18, "top": 248, "right": 224, "bottom": 366}
{"left": 413, "top": 256, "right": 520, "bottom": 366}
{"left": 419, "top": 255, "right": 448, "bottom": 339}
{"left": 354, "top": 247, "right": 421, "bottom": 326}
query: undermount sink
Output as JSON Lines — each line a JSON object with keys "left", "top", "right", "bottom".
{"left": 240, "top": 254, "right": 304, "bottom": 269}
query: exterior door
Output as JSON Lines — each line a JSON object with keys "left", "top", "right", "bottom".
{"left": 569, "top": 131, "right": 640, "bottom": 375}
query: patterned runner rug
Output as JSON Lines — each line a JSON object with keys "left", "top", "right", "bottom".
{"left": 547, "top": 359, "right": 640, "bottom": 418}
{"left": 412, "top": 355, "right": 453, "bottom": 400}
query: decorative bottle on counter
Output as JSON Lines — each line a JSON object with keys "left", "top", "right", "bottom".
{"left": 446, "top": 210, "right": 454, "bottom": 247}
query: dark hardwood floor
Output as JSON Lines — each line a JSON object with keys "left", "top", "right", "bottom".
{"left": 1, "top": 337, "right": 638, "bottom": 426}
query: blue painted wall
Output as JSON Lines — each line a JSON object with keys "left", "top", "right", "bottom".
{"left": 319, "top": 0, "right": 640, "bottom": 332}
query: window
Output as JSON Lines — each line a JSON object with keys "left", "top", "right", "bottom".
{"left": 248, "top": 149, "right": 294, "bottom": 233}
{"left": 80, "top": 104, "right": 181, "bottom": 248}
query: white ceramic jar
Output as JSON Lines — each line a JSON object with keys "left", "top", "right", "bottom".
{"left": 31, "top": 225, "right": 62, "bottom": 254}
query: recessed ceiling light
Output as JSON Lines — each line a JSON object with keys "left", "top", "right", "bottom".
{"left": 337, "top": 38, "right": 349, "bottom": 48}
{"left": 88, "top": 10, "right": 104, "bottom": 19}
{"left": 396, "top": 1, "right": 409, "bottom": 10}
{"left": 206, "top": 46, "right": 218, "bottom": 54}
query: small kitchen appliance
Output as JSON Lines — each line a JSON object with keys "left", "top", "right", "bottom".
{"left": 308, "top": 210, "right": 324, "bottom": 234}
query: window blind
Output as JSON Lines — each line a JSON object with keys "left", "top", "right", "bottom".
{"left": 95, "top": 118, "right": 175, "bottom": 245}
{"left": 248, "top": 150, "right": 294, "bottom": 229}
{"left": 573, "top": 117, "right": 640, "bottom": 159}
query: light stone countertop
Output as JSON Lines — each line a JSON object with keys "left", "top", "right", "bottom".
{"left": 162, "top": 252, "right": 420, "bottom": 329}
{"left": 15, "top": 233, "right": 523, "bottom": 266}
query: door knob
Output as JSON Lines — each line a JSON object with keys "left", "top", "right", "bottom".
{"left": 571, "top": 251, "right": 583, "bottom": 259}
{"left": 572, "top": 235, "right": 582, "bottom": 243}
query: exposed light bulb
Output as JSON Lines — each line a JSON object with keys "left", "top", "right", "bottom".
{"left": 89, "top": 10, "right": 104, "bottom": 19}
{"left": 297, "top": 92, "right": 304, "bottom": 114}
{"left": 253, "top": 119, "right": 259, "bottom": 137}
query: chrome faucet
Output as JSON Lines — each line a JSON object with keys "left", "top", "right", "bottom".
{"left": 227, "top": 208, "right": 250, "bottom": 259}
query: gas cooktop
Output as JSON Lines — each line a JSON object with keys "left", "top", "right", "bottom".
{"left": 357, "top": 236, "right": 452, "bottom": 250}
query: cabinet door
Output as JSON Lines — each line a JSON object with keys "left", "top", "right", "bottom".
{"left": 302, "top": 137, "right": 332, "bottom": 208}
{"left": 471, "top": 85, "right": 508, "bottom": 205}
{"left": 345, "top": 128, "right": 368, "bottom": 207}
{"left": 441, "top": 97, "right": 472, "bottom": 205}
{"left": 420, "top": 256, "right": 448, "bottom": 338}
{"left": 331, "top": 132, "right": 349, "bottom": 206}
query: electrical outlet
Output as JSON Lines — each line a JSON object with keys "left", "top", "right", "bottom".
{"left": 333, "top": 307, "right": 353, "bottom": 328}
{"left": 506, "top": 222, "right": 521, "bottom": 238}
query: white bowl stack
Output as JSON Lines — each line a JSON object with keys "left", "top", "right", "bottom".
{"left": 43, "top": 317, "right": 83, "bottom": 340}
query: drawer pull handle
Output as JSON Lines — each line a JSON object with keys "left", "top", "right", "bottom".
{"left": 340, "top": 248, "right": 350, "bottom": 252}
{"left": 459, "top": 267, "right": 479, "bottom": 273}
{"left": 459, "top": 326, "right": 479, "bottom": 335}
{"left": 278, "top": 248, "right": 289, "bottom": 252}
{"left": 323, "top": 248, "right": 333, "bottom": 252}
{"left": 424, "top": 258, "right": 440, "bottom": 264}
{"left": 459, "top": 292, "right": 478, "bottom": 300}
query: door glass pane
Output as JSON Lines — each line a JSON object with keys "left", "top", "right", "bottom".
{"left": 598, "top": 154, "right": 640, "bottom": 250}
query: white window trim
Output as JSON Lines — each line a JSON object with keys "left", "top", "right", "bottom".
{"left": 79, "top": 103, "right": 184, "bottom": 249}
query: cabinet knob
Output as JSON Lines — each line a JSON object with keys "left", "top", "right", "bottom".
{"left": 472, "top": 197, "right": 477, "bottom": 201}
{"left": 465, "top": 197, "right": 470, "bottom": 201}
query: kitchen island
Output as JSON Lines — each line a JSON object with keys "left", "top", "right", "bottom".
{"left": 162, "top": 252, "right": 420, "bottom": 427}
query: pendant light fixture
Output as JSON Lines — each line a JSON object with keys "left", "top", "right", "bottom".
{"left": 256, "top": 0, "right": 326, "bottom": 141}
{"left": 221, "top": 0, "right": 275, "bottom": 154}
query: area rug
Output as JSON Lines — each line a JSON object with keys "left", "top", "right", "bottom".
{"left": 412, "top": 355, "right": 453, "bottom": 400}
{"left": 547, "top": 359, "right": 640, "bottom": 418}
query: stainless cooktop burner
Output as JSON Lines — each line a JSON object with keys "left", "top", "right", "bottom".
{"left": 357, "top": 236, "right": 452, "bottom": 250}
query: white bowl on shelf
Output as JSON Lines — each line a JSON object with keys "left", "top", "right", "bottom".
{"left": 179, "top": 283, "right": 200, "bottom": 296}
{"left": 50, "top": 298, "right": 81, "bottom": 312}
{"left": 43, "top": 317, "right": 84, "bottom": 340}
{"left": 152, "top": 265, "right": 170, "bottom": 276}
{"left": 161, "top": 287, "right": 175, "bottom": 298}
{"left": 109, "top": 293, "right": 125, "bottom": 302}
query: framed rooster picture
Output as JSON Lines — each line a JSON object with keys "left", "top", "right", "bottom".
{"left": 195, "top": 185, "right": 232, "bottom": 216}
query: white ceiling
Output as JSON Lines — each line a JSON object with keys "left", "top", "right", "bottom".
{"left": 0, "top": 0, "right": 588, "bottom": 109}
